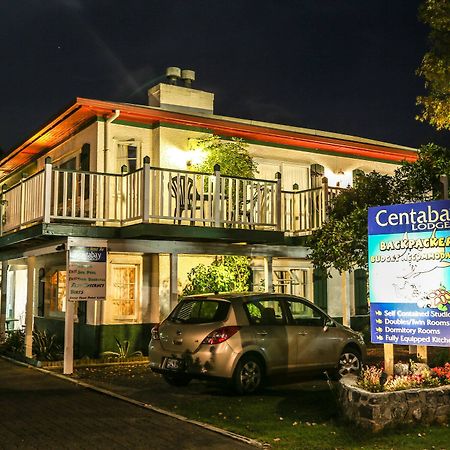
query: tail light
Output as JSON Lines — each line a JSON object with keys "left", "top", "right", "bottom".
{"left": 151, "top": 324, "right": 160, "bottom": 340}
{"left": 202, "top": 326, "right": 241, "bottom": 345}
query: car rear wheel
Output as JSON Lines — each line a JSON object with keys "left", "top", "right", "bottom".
{"left": 233, "top": 355, "right": 264, "bottom": 395}
{"left": 162, "top": 373, "right": 192, "bottom": 387}
{"left": 338, "top": 350, "right": 362, "bottom": 376}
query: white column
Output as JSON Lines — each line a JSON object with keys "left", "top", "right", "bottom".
{"left": 25, "top": 256, "right": 36, "bottom": 358}
{"left": 64, "top": 248, "right": 74, "bottom": 374}
{"left": 0, "top": 261, "right": 8, "bottom": 340}
{"left": 264, "top": 257, "right": 273, "bottom": 292}
{"left": 169, "top": 253, "right": 178, "bottom": 311}
{"left": 307, "top": 267, "right": 314, "bottom": 301}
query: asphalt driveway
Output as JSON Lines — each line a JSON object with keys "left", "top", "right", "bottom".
{"left": 0, "top": 358, "right": 257, "bottom": 450}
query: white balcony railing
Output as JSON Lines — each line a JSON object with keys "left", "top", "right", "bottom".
{"left": 0, "top": 157, "right": 341, "bottom": 237}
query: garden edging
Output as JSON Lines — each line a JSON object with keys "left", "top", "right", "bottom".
{"left": 338, "top": 375, "right": 450, "bottom": 431}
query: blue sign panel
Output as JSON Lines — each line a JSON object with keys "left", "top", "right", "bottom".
{"left": 369, "top": 201, "right": 450, "bottom": 347}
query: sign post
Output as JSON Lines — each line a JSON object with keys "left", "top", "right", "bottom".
{"left": 63, "top": 238, "right": 107, "bottom": 375}
{"left": 368, "top": 200, "right": 450, "bottom": 373}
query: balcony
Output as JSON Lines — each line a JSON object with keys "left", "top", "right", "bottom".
{"left": 0, "top": 158, "right": 343, "bottom": 238}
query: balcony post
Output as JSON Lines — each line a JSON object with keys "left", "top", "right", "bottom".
{"left": 0, "top": 184, "right": 6, "bottom": 236}
{"left": 20, "top": 173, "right": 27, "bottom": 228}
{"left": 275, "top": 172, "right": 282, "bottom": 231}
{"left": 43, "top": 157, "right": 52, "bottom": 223}
{"left": 25, "top": 255, "right": 36, "bottom": 358}
{"left": 121, "top": 165, "right": 128, "bottom": 224}
{"left": 213, "top": 164, "right": 221, "bottom": 227}
{"left": 142, "top": 156, "right": 151, "bottom": 223}
{"left": 321, "top": 176, "right": 329, "bottom": 224}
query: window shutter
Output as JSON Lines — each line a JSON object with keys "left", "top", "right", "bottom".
{"left": 313, "top": 268, "right": 328, "bottom": 312}
{"left": 354, "top": 269, "right": 368, "bottom": 315}
{"left": 310, "top": 164, "right": 324, "bottom": 189}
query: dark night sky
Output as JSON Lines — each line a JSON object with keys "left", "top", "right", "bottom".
{"left": 0, "top": 0, "right": 448, "bottom": 155}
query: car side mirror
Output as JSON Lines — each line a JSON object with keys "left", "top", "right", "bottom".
{"left": 323, "top": 319, "right": 334, "bottom": 332}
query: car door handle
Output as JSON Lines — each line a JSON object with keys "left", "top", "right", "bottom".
{"left": 257, "top": 331, "right": 268, "bottom": 336}
{"left": 297, "top": 331, "right": 308, "bottom": 336}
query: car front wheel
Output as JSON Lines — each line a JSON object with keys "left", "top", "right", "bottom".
{"left": 338, "top": 350, "right": 362, "bottom": 376}
{"left": 233, "top": 355, "right": 264, "bottom": 395}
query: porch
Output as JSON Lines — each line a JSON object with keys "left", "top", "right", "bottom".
{"left": 0, "top": 157, "right": 343, "bottom": 237}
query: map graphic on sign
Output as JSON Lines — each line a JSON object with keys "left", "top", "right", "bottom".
{"left": 368, "top": 200, "right": 450, "bottom": 347}
{"left": 68, "top": 244, "right": 107, "bottom": 302}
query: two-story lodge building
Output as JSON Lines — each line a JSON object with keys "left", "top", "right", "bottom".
{"left": 0, "top": 68, "right": 417, "bottom": 358}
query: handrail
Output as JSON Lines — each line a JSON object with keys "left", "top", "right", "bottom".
{"left": 0, "top": 163, "right": 345, "bottom": 236}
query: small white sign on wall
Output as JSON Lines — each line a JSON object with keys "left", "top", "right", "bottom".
{"left": 67, "top": 238, "right": 107, "bottom": 302}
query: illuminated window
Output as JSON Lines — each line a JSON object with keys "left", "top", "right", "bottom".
{"left": 111, "top": 264, "right": 138, "bottom": 319}
{"left": 49, "top": 270, "right": 67, "bottom": 315}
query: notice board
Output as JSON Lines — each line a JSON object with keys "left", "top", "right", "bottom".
{"left": 67, "top": 238, "right": 107, "bottom": 302}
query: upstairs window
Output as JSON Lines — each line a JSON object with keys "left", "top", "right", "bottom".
{"left": 117, "top": 141, "right": 141, "bottom": 173}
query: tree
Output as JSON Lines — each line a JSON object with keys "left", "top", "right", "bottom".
{"left": 182, "top": 256, "right": 252, "bottom": 296}
{"left": 416, "top": 0, "right": 450, "bottom": 130}
{"left": 182, "top": 135, "right": 257, "bottom": 296}
{"left": 308, "top": 143, "right": 449, "bottom": 273}
{"left": 307, "top": 172, "right": 394, "bottom": 273}
{"left": 189, "top": 135, "right": 258, "bottom": 178}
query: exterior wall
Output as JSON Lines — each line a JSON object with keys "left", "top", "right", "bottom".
{"left": 158, "top": 126, "right": 210, "bottom": 170}
{"left": 36, "top": 122, "right": 99, "bottom": 171}
{"left": 98, "top": 121, "right": 153, "bottom": 173}
{"left": 34, "top": 317, "right": 153, "bottom": 358}
{"left": 326, "top": 269, "right": 357, "bottom": 319}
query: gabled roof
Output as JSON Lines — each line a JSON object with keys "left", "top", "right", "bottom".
{"left": 0, "top": 97, "right": 418, "bottom": 175}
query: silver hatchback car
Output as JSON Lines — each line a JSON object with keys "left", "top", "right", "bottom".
{"left": 149, "top": 293, "right": 366, "bottom": 394}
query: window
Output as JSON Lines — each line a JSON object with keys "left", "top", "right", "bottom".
{"left": 110, "top": 265, "right": 138, "bottom": 319}
{"left": 274, "top": 269, "right": 308, "bottom": 296}
{"left": 244, "top": 299, "right": 286, "bottom": 325}
{"left": 117, "top": 142, "right": 141, "bottom": 173}
{"left": 49, "top": 270, "right": 67, "bottom": 316}
{"left": 285, "top": 300, "right": 326, "bottom": 327}
{"left": 169, "top": 300, "right": 230, "bottom": 324}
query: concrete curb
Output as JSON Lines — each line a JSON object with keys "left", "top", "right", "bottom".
{"left": 1, "top": 355, "right": 263, "bottom": 448}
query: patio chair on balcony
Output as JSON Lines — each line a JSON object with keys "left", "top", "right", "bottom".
{"left": 170, "top": 175, "right": 202, "bottom": 225}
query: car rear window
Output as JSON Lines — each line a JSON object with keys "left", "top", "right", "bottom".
{"left": 169, "top": 300, "right": 230, "bottom": 324}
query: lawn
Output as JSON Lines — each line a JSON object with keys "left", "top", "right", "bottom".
{"left": 66, "top": 363, "right": 449, "bottom": 450}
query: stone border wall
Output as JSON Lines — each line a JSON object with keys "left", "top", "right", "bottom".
{"left": 338, "top": 375, "right": 450, "bottom": 431}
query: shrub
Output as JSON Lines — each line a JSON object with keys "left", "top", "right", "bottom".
{"left": 33, "top": 329, "right": 63, "bottom": 361}
{"left": 357, "top": 366, "right": 385, "bottom": 392}
{"left": 357, "top": 362, "right": 449, "bottom": 392}
{"left": 0, "top": 329, "right": 62, "bottom": 361}
{"left": 431, "top": 363, "right": 450, "bottom": 384}
{"left": 1, "top": 329, "right": 25, "bottom": 354}
{"left": 101, "top": 337, "right": 143, "bottom": 360}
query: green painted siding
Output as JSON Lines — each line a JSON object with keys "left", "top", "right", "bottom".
{"left": 34, "top": 318, "right": 154, "bottom": 358}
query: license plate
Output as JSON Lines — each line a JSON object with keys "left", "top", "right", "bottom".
{"left": 165, "top": 358, "right": 182, "bottom": 370}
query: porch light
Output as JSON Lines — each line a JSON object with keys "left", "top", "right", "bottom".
{"left": 324, "top": 167, "right": 352, "bottom": 188}
{"left": 165, "top": 146, "right": 191, "bottom": 170}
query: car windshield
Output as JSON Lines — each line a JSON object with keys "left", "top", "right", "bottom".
{"left": 169, "top": 299, "right": 230, "bottom": 324}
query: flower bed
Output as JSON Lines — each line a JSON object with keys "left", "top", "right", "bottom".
{"left": 338, "top": 362, "right": 450, "bottom": 431}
